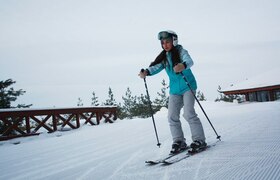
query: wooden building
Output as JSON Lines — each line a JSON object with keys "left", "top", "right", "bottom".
{"left": 220, "top": 69, "right": 280, "bottom": 102}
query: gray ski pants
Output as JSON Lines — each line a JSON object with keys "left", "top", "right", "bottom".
{"left": 168, "top": 90, "right": 206, "bottom": 143}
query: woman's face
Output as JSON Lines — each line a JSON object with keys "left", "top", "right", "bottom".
{"left": 161, "top": 39, "right": 173, "bottom": 52}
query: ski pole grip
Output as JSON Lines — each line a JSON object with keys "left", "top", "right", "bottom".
{"left": 141, "top": 69, "right": 147, "bottom": 79}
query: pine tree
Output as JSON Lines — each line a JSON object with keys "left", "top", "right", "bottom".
{"left": 77, "top": 97, "right": 83, "bottom": 106}
{"left": 134, "top": 93, "right": 152, "bottom": 118}
{"left": 103, "top": 87, "right": 117, "bottom": 106}
{"left": 197, "top": 90, "right": 206, "bottom": 101}
{"left": 91, "top": 91, "right": 99, "bottom": 106}
{"left": 0, "top": 79, "right": 32, "bottom": 134}
{"left": 0, "top": 79, "right": 32, "bottom": 108}
{"left": 121, "top": 87, "right": 137, "bottom": 119}
{"left": 154, "top": 79, "right": 169, "bottom": 109}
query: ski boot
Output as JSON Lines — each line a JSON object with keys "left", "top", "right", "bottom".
{"left": 189, "top": 140, "right": 207, "bottom": 153}
{"left": 170, "top": 141, "right": 187, "bottom": 155}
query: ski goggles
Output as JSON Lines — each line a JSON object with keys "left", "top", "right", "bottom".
{"left": 158, "top": 31, "right": 172, "bottom": 40}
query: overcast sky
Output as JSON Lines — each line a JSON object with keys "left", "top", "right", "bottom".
{"left": 1, "top": 0, "right": 280, "bottom": 108}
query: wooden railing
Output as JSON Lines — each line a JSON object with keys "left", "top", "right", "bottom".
{"left": 0, "top": 107, "right": 117, "bottom": 141}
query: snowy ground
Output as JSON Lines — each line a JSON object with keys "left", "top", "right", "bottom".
{"left": 1, "top": 101, "right": 280, "bottom": 180}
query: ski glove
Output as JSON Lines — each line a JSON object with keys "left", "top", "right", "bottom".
{"left": 173, "top": 63, "right": 186, "bottom": 73}
{"left": 139, "top": 69, "right": 148, "bottom": 79}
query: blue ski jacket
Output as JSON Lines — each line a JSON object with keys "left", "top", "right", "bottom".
{"left": 147, "top": 45, "right": 197, "bottom": 95}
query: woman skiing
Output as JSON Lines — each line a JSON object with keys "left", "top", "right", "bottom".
{"left": 139, "top": 30, "right": 206, "bottom": 154}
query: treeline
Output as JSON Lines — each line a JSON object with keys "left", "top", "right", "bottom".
{"left": 78, "top": 79, "right": 207, "bottom": 120}
{"left": 0, "top": 78, "right": 207, "bottom": 121}
{"left": 77, "top": 79, "right": 169, "bottom": 119}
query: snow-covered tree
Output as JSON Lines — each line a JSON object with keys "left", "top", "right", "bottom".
{"left": 215, "top": 85, "right": 242, "bottom": 103}
{"left": 77, "top": 97, "right": 83, "bottom": 106}
{"left": 197, "top": 90, "right": 206, "bottom": 101}
{"left": 91, "top": 91, "right": 99, "bottom": 106}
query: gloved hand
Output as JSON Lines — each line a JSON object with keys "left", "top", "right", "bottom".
{"left": 139, "top": 69, "right": 148, "bottom": 79}
{"left": 173, "top": 63, "right": 185, "bottom": 73}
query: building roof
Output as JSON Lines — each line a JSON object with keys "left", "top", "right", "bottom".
{"left": 221, "top": 68, "right": 280, "bottom": 93}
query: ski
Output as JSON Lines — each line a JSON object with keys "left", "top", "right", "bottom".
{"left": 162, "top": 142, "right": 218, "bottom": 165}
{"left": 145, "top": 147, "right": 189, "bottom": 165}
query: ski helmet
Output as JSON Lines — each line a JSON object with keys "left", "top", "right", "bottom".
{"left": 158, "top": 30, "right": 178, "bottom": 46}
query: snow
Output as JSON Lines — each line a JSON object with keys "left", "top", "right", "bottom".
{"left": 1, "top": 101, "right": 280, "bottom": 180}
{"left": 221, "top": 68, "right": 280, "bottom": 92}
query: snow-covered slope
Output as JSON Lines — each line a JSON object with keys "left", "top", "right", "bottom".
{"left": 1, "top": 101, "right": 280, "bottom": 180}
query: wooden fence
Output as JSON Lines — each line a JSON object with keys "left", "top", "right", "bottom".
{"left": 0, "top": 107, "right": 117, "bottom": 141}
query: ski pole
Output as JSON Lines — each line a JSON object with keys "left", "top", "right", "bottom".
{"left": 141, "top": 69, "right": 161, "bottom": 148}
{"left": 180, "top": 72, "right": 221, "bottom": 141}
